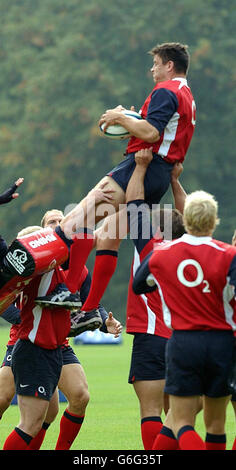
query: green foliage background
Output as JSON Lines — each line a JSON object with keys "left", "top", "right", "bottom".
{"left": 0, "top": 0, "right": 235, "bottom": 323}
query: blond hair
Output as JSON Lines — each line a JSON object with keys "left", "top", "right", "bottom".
{"left": 183, "top": 190, "right": 219, "bottom": 236}
{"left": 41, "top": 209, "right": 63, "bottom": 227}
{"left": 17, "top": 226, "right": 42, "bottom": 237}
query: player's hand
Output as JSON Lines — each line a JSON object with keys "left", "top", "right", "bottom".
{"left": 12, "top": 177, "right": 24, "bottom": 199}
{"left": 134, "top": 148, "right": 153, "bottom": 168}
{"left": 105, "top": 105, "right": 125, "bottom": 113}
{"left": 0, "top": 177, "right": 24, "bottom": 204}
{"left": 171, "top": 162, "right": 183, "bottom": 182}
{"left": 88, "top": 182, "right": 115, "bottom": 204}
{"left": 99, "top": 109, "right": 124, "bottom": 132}
{"left": 105, "top": 312, "right": 123, "bottom": 337}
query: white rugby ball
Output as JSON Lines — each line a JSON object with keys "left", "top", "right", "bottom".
{"left": 100, "top": 109, "right": 142, "bottom": 140}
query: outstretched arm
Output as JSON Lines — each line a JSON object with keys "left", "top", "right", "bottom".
{"left": 171, "top": 163, "right": 187, "bottom": 214}
{"left": 0, "top": 178, "right": 24, "bottom": 205}
{"left": 126, "top": 148, "right": 154, "bottom": 254}
{"left": 126, "top": 148, "right": 153, "bottom": 203}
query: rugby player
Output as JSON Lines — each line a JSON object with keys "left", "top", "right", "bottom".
{"left": 0, "top": 214, "right": 122, "bottom": 450}
{"left": 124, "top": 148, "right": 185, "bottom": 450}
{"left": 55, "top": 42, "right": 196, "bottom": 317}
{"left": 133, "top": 190, "right": 236, "bottom": 450}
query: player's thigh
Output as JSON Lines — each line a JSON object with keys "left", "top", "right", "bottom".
{"left": 0, "top": 366, "right": 15, "bottom": 404}
{"left": 61, "top": 176, "right": 125, "bottom": 234}
{"left": 58, "top": 363, "right": 89, "bottom": 401}
{"left": 95, "top": 207, "right": 128, "bottom": 250}
{"left": 94, "top": 176, "right": 126, "bottom": 209}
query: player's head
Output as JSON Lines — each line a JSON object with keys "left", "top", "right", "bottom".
{"left": 183, "top": 190, "right": 219, "bottom": 236}
{"left": 151, "top": 208, "right": 185, "bottom": 240}
{"left": 232, "top": 230, "right": 236, "bottom": 246}
{"left": 149, "top": 42, "right": 190, "bottom": 82}
{"left": 17, "top": 226, "right": 42, "bottom": 237}
{"left": 41, "top": 209, "right": 64, "bottom": 229}
{"left": 155, "top": 208, "right": 185, "bottom": 240}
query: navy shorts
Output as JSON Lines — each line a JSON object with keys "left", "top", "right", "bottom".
{"left": 61, "top": 344, "right": 80, "bottom": 365}
{"left": 165, "top": 330, "right": 235, "bottom": 397}
{"left": 12, "top": 339, "right": 63, "bottom": 401}
{"left": 1, "top": 344, "right": 14, "bottom": 367}
{"left": 128, "top": 333, "right": 168, "bottom": 383}
{"left": 229, "top": 338, "right": 236, "bottom": 401}
{"left": 108, "top": 153, "right": 174, "bottom": 206}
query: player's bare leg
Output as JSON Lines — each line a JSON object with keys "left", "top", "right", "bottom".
{"left": 55, "top": 363, "right": 89, "bottom": 450}
{"left": 169, "top": 394, "right": 205, "bottom": 449}
{"left": 203, "top": 395, "right": 230, "bottom": 450}
{"left": 27, "top": 389, "right": 59, "bottom": 450}
{"left": 61, "top": 176, "right": 125, "bottom": 237}
{"left": 17, "top": 395, "right": 49, "bottom": 437}
{"left": 133, "top": 379, "right": 165, "bottom": 450}
{"left": 0, "top": 366, "right": 15, "bottom": 416}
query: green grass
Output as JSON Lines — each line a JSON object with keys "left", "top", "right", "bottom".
{"left": 0, "top": 325, "right": 235, "bottom": 450}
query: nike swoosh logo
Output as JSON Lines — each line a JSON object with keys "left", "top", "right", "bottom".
{"left": 20, "top": 384, "right": 29, "bottom": 388}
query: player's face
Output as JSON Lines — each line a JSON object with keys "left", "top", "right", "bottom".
{"left": 44, "top": 212, "right": 64, "bottom": 229}
{"left": 150, "top": 54, "right": 170, "bottom": 83}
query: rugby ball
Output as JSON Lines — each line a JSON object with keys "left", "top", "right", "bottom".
{"left": 100, "top": 109, "right": 142, "bottom": 140}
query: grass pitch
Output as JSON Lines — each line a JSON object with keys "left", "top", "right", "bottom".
{"left": 0, "top": 325, "right": 235, "bottom": 450}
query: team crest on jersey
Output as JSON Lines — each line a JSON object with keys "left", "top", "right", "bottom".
{"left": 5, "top": 249, "right": 28, "bottom": 275}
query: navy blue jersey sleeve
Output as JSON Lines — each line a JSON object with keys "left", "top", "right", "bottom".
{"left": 80, "top": 272, "right": 108, "bottom": 332}
{"left": 132, "top": 252, "right": 157, "bottom": 294}
{"left": 0, "top": 183, "right": 18, "bottom": 205}
{"left": 228, "top": 255, "right": 236, "bottom": 293}
{"left": 98, "top": 304, "right": 108, "bottom": 333}
{"left": 127, "top": 200, "right": 153, "bottom": 254}
{"left": 147, "top": 88, "right": 178, "bottom": 135}
{"left": 1, "top": 303, "right": 21, "bottom": 324}
{"left": 0, "top": 235, "right": 8, "bottom": 262}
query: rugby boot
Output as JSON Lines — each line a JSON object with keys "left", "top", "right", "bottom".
{"left": 68, "top": 308, "right": 103, "bottom": 337}
{"left": 35, "top": 283, "right": 82, "bottom": 309}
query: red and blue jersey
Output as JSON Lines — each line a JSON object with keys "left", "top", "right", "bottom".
{"left": 126, "top": 239, "right": 172, "bottom": 339}
{"left": 17, "top": 266, "right": 71, "bottom": 349}
{"left": 126, "top": 200, "right": 172, "bottom": 338}
{"left": 134, "top": 234, "right": 236, "bottom": 331}
{"left": 126, "top": 78, "right": 196, "bottom": 163}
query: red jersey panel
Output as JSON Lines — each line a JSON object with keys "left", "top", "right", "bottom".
{"left": 18, "top": 267, "right": 71, "bottom": 349}
{"left": 126, "top": 238, "right": 172, "bottom": 338}
{"left": 149, "top": 234, "right": 236, "bottom": 331}
{"left": 126, "top": 78, "right": 195, "bottom": 163}
{"left": 6, "top": 265, "right": 89, "bottom": 348}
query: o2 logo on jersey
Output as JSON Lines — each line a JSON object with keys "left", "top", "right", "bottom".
{"left": 177, "top": 259, "right": 210, "bottom": 293}
{"left": 191, "top": 100, "right": 196, "bottom": 126}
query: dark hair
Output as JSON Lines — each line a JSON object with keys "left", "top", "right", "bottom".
{"left": 149, "top": 42, "right": 190, "bottom": 74}
{"left": 158, "top": 208, "right": 185, "bottom": 240}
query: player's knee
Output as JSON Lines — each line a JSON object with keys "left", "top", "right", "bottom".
{"left": 68, "top": 387, "right": 90, "bottom": 413}
{"left": 0, "top": 392, "right": 14, "bottom": 414}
